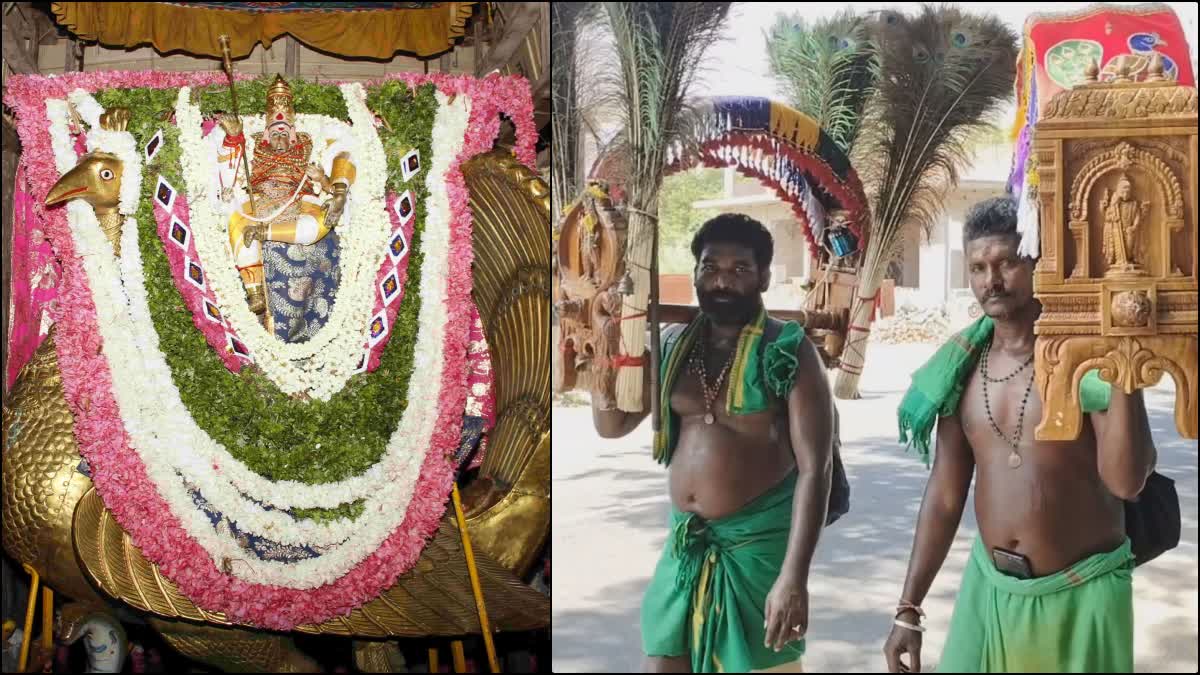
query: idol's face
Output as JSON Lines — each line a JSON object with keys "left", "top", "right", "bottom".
{"left": 268, "top": 124, "right": 291, "bottom": 151}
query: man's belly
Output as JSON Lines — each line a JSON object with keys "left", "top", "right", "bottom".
{"left": 668, "top": 417, "right": 795, "bottom": 520}
{"left": 974, "top": 458, "right": 1126, "bottom": 577}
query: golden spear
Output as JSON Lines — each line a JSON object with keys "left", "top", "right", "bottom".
{"left": 217, "top": 35, "right": 256, "bottom": 214}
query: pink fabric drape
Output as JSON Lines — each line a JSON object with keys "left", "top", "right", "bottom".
{"left": 465, "top": 302, "right": 495, "bottom": 470}
{"left": 6, "top": 160, "right": 61, "bottom": 392}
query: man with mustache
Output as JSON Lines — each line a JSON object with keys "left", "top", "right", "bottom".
{"left": 592, "top": 214, "right": 838, "bottom": 673}
{"left": 884, "top": 196, "right": 1156, "bottom": 672}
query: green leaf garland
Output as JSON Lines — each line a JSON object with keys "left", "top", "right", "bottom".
{"left": 95, "top": 82, "right": 440, "bottom": 503}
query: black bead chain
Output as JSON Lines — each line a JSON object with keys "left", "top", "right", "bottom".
{"left": 981, "top": 341, "right": 1034, "bottom": 382}
{"left": 981, "top": 340, "right": 1036, "bottom": 450}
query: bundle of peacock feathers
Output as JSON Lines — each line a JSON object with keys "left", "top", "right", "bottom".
{"left": 551, "top": 2, "right": 595, "bottom": 231}
{"left": 768, "top": 5, "right": 1017, "bottom": 398}
{"left": 591, "top": 1, "right": 732, "bottom": 415}
{"left": 766, "top": 9, "right": 877, "bottom": 157}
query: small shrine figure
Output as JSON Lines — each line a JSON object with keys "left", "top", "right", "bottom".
{"left": 1102, "top": 175, "right": 1150, "bottom": 274}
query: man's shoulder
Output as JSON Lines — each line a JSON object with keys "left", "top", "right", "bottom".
{"left": 761, "top": 313, "right": 807, "bottom": 350}
{"left": 659, "top": 323, "right": 688, "bottom": 345}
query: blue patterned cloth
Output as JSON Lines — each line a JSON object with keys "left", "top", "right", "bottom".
{"left": 264, "top": 231, "right": 342, "bottom": 344}
{"left": 187, "top": 480, "right": 324, "bottom": 563}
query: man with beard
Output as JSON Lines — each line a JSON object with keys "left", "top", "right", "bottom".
{"left": 883, "top": 196, "right": 1156, "bottom": 672}
{"left": 592, "top": 214, "right": 836, "bottom": 673}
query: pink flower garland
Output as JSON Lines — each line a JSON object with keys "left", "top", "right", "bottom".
{"left": 364, "top": 192, "right": 419, "bottom": 372}
{"left": 3, "top": 70, "right": 536, "bottom": 630}
{"left": 465, "top": 303, "right": 496, "bottom": 470}
{"left": 152, "top": 198, "right": 246, "bottom": 373}
{"left": 4, "top": 160, "right": 61, "bottom": 392}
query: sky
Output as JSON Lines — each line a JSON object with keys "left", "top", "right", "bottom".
{"left": 695, "top": 1, "right": 1200, "bottom": 100}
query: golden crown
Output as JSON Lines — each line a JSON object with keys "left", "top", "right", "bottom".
{"left": 266, "top": 75, "right": 295, "bottom": 126}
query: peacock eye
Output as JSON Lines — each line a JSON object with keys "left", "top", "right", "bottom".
{"left": 100, "top": 168, "right": 115, "bottom": 181}
{"left": 953, "top": 32, "right": 968, "bottom": 47}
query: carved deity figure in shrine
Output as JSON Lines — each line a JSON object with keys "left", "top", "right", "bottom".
{"left": 1102, "top": 175, "right": 1149, "bottom": 273}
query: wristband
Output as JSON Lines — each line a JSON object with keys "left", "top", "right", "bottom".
{"left": 894, "top": 619, "right": 925, "bottom": 634}
{"left": 895, "top": 601, "right": 926, "bottom": 619}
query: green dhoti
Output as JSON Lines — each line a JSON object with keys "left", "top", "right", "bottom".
{"left": 937, "top": 536, "right": 1135, "bottom": 673}
{"left": 641, "top": 472, "right": 804, "bottom": 673}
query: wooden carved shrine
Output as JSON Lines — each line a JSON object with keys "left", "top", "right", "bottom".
{"left": 1032, "top": 58, "right": 1198, "bottom": 441}
{"left": 553, "top": 182, "right": 629, "bottom": 409}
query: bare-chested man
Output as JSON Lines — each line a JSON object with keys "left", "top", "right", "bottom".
{"left": 592, "top": 214, "right": 836, "bottom": 673}
{"left": 883, "top": 196, "right": 1156, "bottom": 672}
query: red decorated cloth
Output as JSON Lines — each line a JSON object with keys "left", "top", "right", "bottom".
{"left": 1023, "top": 4, "right": 1194, "bottom": 119}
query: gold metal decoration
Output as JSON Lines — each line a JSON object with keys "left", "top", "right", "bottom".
{"left": 43, "top": 152, "right": 126, "bottom": 255}
{"left": 2, "top": 147, "right": 550, "bottom": 670}
{"left": 1032, "top": 70, "right": 1197, "bottom": 441}
{"left": 2, "top": 333, "right": 110, "bottom": 609}
{"left": 72, "top": 487, "right": 549, "bottom": 637}
{"left": 147, "top": 618, "right": 321, "bottom": 673}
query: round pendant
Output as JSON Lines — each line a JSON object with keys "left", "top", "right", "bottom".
{"left": 704, "top": 412, "right": 715, "bottom": 425}
{"left": 1008, "top": 452, "right": 1022, "bottom": 469}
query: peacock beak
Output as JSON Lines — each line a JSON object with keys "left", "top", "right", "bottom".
{"left": 45, "top": 162, "right": 94, "bottom": 207}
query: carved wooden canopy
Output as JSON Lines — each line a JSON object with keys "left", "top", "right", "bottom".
{"left": 1032, "top": 71, "right": 1197, "bottom": 441}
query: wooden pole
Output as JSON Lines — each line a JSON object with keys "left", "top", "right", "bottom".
{"left": 652, "top": 304, "right": 846, "bottom": 329}
{"left": 450, "top": 640, "right": 467, "bottom": 673}
{"left": 285, "top": 36, "right": 299, "bottom": 77}
{"left": 65, "top": 38, "right": 82, "bottom": 72}
{"left": 476, "top": 2, "right": 540, "bottom": 76}
{"left": 649, "top": 220, "right": 662, "bottom": 431}
{"left": 17, "top": 564, "right": 39, "bottom": 672}
{"left": 0, "top": 10, "right": 39, "bottom": 74}
{"left": 451, "top": 484, "right": 500, "bottom": 673}
{"left": 40, "top": 587, "right": 52, "bottom": 650}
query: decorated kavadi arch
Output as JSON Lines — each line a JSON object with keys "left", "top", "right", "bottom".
{"left": 561, "top": 95, "right": 872, "bottom": 395}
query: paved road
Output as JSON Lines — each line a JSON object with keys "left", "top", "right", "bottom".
{"left": 552, "top": 343, "right": 1199, "bottom": 673}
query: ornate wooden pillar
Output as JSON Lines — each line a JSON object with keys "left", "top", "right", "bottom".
{"left": 1033, "top": 60, "right": 1197, "bottom": 441}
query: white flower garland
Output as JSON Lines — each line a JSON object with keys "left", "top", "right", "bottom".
{"left": 45, "top": 91, "right": 473, "bottom": 589}
{"left": 175, "top": 85, "right": 392, "bottom": 400}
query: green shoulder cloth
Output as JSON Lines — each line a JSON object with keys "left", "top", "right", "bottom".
{"left": 653, "top": 309, "right": 806, "bottom": 465}
{"left": 897, "top": 316, "right": 1111, "bottom": 468}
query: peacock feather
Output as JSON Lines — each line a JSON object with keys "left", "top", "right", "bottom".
{"left": 852, "top": 5, "right": 1018, "bottom": 271}
{"left": 765, "top": 9, "right": 878, "bottom": 155}
{"left": 775, "top": 4, "right": 1018, "bottom": 398}
{"left": 591, "top": 1, "right": 732, "bottom": 415}
{"left": 550, "top": 2, "right": 593, "bottom": 229}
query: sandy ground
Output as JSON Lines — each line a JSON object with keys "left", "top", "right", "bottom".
{"left": 551, "top": 343, "right": 1199, "bottom": 673}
